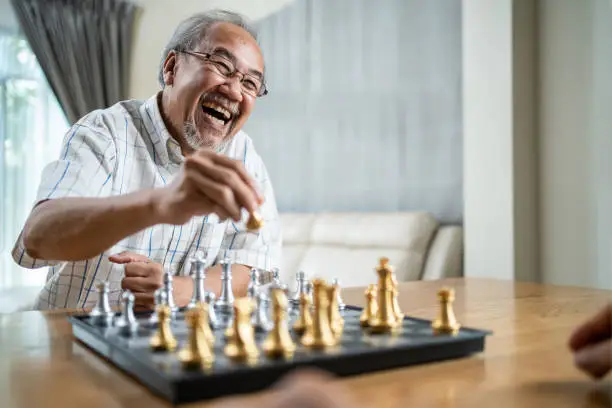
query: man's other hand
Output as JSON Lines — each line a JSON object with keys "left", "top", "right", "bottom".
{"left": 569, "top": 303, "right": 612, "bottom": 380}
{"left": 109, "top": 251, "right": 193, "bottom": 309}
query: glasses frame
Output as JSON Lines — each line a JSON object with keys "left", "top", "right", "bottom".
{"left": 176, "top": 49, "right": 269, "bottom": 97}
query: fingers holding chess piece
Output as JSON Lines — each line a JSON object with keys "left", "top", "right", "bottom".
{"left": 360, "top": 284, "right": 378, "bottom": 328}
{"left": 150, "top": 304, "right": 177, "bottom": 352}
{"left": 432, "top": 287, "right": 461, "bottom": 335}
{"left": 246, "top": 211, "right": 264, "bottom": 231}
{"left": 263, "top": 287, "right": 296, "bottom": 359}
{"left": 224, "top": 298, "right": 259, "bottom": 362}
{"left": 368, "top": 258, "right": 400, "bottom": 334}
{"left": 293, "top": 291, "right": 313, "bottom": 337}
{"left": 301, "top": 279, "right": 336, "bottom": 349}
{"left": 178, "top": 304, "right": 215, "bottom": 370}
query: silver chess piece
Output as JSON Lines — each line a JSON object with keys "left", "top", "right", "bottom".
{"left": 290, "top": 270, "right": 308, "bottom": 308}
{"left": 333, "top": 277, "right": 346, "bottom": 311}
{"left": 163, "top": 268, "right": 178, "bottom": 314}
{"left": 271, "top": 267, "right": 281, "bottom": 285}
{"left": 246, "top": 268, "right": 260, "bottom": 299}
{"left": 89, "top": 281, "right": 115, "bottom": 327}
{"left": 215, "top": 257, "right": 234, "bottom": 313}
{"left": 205, "top": 291, "right": 219, "bottom": 328}
{"left": 147, "top": 288, "right": 166, "bottom": 327}
{"left": 251, "top": 292, "right": 273, "bottom": 332}
{"left": 188, "top": 251, "right": 208, "bottom": 309}
{"left": 115, "top": 290, "right": 138, "bottom": 336}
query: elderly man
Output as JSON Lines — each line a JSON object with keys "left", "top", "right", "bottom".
{"left": 12, "top": 10, "right": 282, "bottom": 310}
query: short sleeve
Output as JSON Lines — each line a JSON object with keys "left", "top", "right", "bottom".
{"left": 216, "top": 149, "right": 282, "bottom": 273}
{"left": 12, "top": 118, "right": 117, "bottom": 269}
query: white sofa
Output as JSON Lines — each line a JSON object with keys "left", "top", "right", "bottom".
{"left": 277, "top": 212, "right": 463, "bottom": 291}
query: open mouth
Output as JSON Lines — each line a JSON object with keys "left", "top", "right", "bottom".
{"left": 201, "top": 102, "right": 232, "bottom": 126}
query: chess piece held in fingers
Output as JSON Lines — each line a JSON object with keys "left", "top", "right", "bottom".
{"left": 246, "top": 211, "right": 264, "bottom": 231}
{"left": 432, "top": 287, "right": 461, "bottom": 335}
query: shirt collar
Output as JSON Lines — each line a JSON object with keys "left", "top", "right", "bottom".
{"left": 141, "top": 92, "right": 184, "bottom": 167}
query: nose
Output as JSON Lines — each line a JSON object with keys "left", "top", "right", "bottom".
{"left": 218, "top": 75, "right": 244, "bottom": 103}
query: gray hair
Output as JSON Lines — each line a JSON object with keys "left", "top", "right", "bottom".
{"left": 158, "top": 9, "right": 259, "bottom": 86}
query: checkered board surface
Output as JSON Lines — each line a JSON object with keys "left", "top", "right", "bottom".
{"left": 69, "top": 306, "right": 490, "bottom": 404}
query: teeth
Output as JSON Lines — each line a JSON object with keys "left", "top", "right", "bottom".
{"left": 203, "top": 111, "right": 226, "bottom": 126}
{"left": 202, "top": 102, "right": 231, "bottom": 121}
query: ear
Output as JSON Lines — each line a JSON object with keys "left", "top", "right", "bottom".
{"left": 162, "top": 51, "right": 178, "bottom": 86}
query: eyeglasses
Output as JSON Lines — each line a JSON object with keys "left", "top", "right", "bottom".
{"left": 177, "top": 49, "right": 268, "bottom": 98}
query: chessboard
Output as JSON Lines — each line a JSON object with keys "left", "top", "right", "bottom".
{"left": 69, "top": 257, "right": 491, "bottom": 405}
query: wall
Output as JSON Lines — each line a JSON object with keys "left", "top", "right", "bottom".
{"left": 0, "top": 0, "right": 17, "bottom": 32}
{"left": 128, "top": 0, "right": 294, "bottom": 100}
{"left": 539, "top": 0, "right": 612, "bottom": 289}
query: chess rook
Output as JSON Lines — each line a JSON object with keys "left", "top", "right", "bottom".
{"left": 432, "top": 287, "right": 461, "bottom": 335}
{"left": 215, "top": 257, "right": 234, "bottom": 313}
{"left": 89, "top": 281, "right": 115, "bottom": 327}
{"left": 115, "top": 290, "right": 138, "bottom": 336}
{"left": 188, "top": 252, "right": 208, "bottom": 309}
{"left": 262, "top": 287, "right": 296, "bottom": 358}
{"left": 251, "top": 292, "right": 273, "bottom": 332}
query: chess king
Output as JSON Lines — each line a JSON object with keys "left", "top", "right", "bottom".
{"left": 11, "top": 10, "right": 282, "bottom": 310}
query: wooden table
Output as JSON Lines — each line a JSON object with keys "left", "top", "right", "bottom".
{"left": 0, "top": 278, "right": 610, "bottom": 408}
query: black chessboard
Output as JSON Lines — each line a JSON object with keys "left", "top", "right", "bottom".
{"left": 69, "top": 306, "right": 491, "bottom": 404}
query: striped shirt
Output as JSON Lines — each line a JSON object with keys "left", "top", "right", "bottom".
{"left": 12, "top": 93, "right": 282, "bottom": 310}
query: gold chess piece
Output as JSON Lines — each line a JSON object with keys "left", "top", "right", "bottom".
{"left": 390, "top": 274, "right": 404, "bottom": 323}
{"left": 196, "top": 302, "right": 215, "bottom": 348}
{"left": 150, "top": 305, "right": 177, "bottom": 352}
{"left": 301, "top": 279, "right": 337, "bottom": 349}
{"left": 178, "top": 305, "right": 215, "bottom": 369}
{"left": 328, "top": 282, "right": 344, "bottom": 340}
{"left": 292, "top": 291, "right": 313, "bottom": 336}
{"left": 368, "top": 258, "right": 400, "bottom": 334}
{"left": 246, "top": 211, "right": 264, "bottom": 231}
{"left": 432, "top": 287, "right": 461, "bottom": 335}
{"left": 224, "top": 298, "right": 259, "bottom": 362}
{"left": 360, "top": 284, "right": 378, "bottom": 328}
{"left": 263, "top": 287, "right": 296, "bottom": 358}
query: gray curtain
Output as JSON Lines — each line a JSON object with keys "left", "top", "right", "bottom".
{"left": 9, "top": 0, "right": 138, "bottom": 124}
{"left": 246, "top": 0, "right": 463, "bottom": 223}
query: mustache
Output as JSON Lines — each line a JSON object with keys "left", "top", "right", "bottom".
{"left": 200, "top": 93, "right": 240, "bottom": 117}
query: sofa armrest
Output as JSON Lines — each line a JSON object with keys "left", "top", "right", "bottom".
{"left": 421, "top": 225, "right": 463, "bottom": 280}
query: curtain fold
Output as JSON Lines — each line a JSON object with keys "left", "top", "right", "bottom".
{"left": 9, "top": 0, "right": 138, "bottom": 124}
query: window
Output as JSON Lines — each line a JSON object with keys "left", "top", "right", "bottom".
{"left": 0, "top": 30, "right": 69, "bottom": 289}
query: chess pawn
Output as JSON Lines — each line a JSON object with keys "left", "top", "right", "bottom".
{"left": 115, "top": 290, "right": 139, "bottom": 336}
{"left": 150, "top": 305, "right": 177, "bottom": 352}
{"left": 224, "top": 298, "right": 259, "bottom": 362}
{"left": 292, "top": 291, "right": 313, "bottom": 336}
{"left": 432, "top": 288, "right": 461, "bottom": 335}
{"left": 147, "top": 288, "right": 166, "bottom": 327}
{"left": 178, "top": 305, "right": 215, "bottom": 370}
{"left": 301, "top": 279, "right": 336, "bottom": 349}
{"left": 327, "top": 282, "right": 344, "bottom": 340}
{"left": 390, "top": 275, "right": 404, "bottom": 323}
{"left": 332, "top": 277, "right": 346, "bottom": 311}
{"left": 360, "top": 284, "right": 378, "bottom": 328}
{"left": 262, "top": 287, "right": 296, "bottom": 359}
{"left": 246, "top": 211, "right": 264, "bottom": 231}
{"left": 368, "top": 258, "right": 400, "bottom": 333}
{"left": 89, "top": 281, "right": 115, "bottom": 327}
